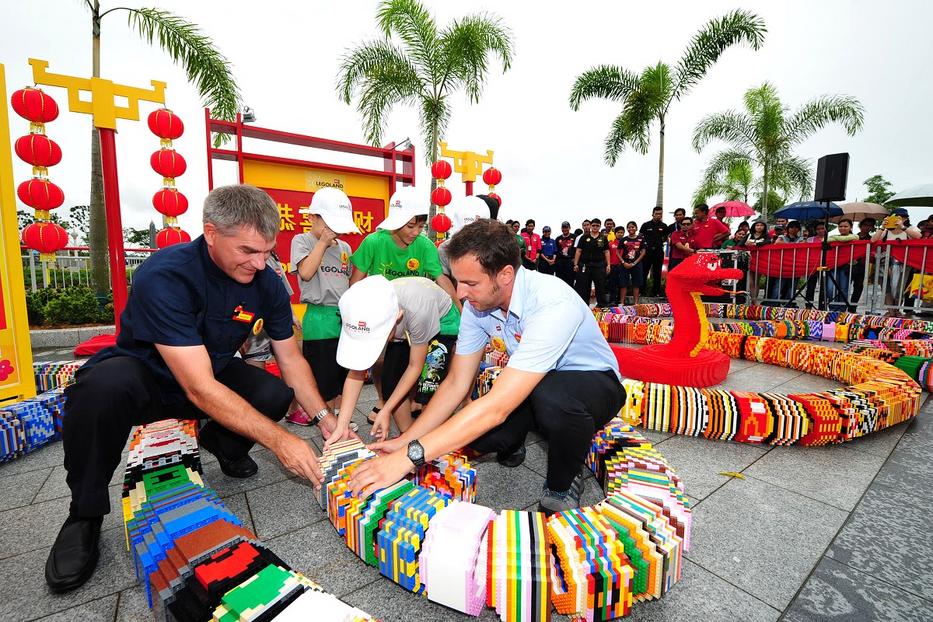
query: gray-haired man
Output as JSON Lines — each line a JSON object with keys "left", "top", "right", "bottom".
{"left": 45, "top": 184, "right": 338, "bottom": 592}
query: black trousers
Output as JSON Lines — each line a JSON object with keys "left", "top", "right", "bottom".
{"left": 469, "top": 370, "right": 624, "bottom": 492}
{"left": 643, "top": 249, "right": 665, "bottom": 296}
{"left": 555, "top": 259, "right": 574, "bottom": 287}
{"left": 62, "top": 356, "right": 293, "bottom": 517}
{"left": 574, "top": 263, "right": 607, "bottom": 305}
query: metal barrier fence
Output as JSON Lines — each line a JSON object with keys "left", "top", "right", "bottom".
{"left": 736, "top": 239, "right": 933, "bottom": 316}
{"left": 21, "top": 246, "right": 156, "bottom": 291}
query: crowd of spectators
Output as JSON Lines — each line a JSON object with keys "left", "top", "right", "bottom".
{"left": 506, "top": 205, "right": 933, "bottom": 312}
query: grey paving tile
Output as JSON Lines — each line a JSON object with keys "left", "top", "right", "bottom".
{"left": 33, "top": 464, "right": 122, "bottom": 504}
{"left": 266, "top": 520, "right": 379, "bottom": 597}
{"left": 745, "top": 445, "right": 886, "bottom": 511}
{"left": 472, "top": 461, "right": 544, "bottom": 510}
{"left": 784, "top": 556, "right": 933, "bottom": 622}
{"left": 843, "top": 421, "right": 910, "bottom": 458}
{"left": 827, "top": 479, "right": 933, "bottom": 600}
{"left": 245, "top": 476, "right": 326, "bottom": 539}
{"left": 0, "top": 526, "right": 136, "bottom": 620}
{"left": 0, "top": 467, "right": 51, "bottom": 511}
{"left": 201, "top": 449, "right": 291, "bottom": 497}
{"left": 687, "top": 476, "right": 848, "bottom": 609}
{"left": 627, "top": 559, "right": 779, "bottom": 622}
{"left": 645, "top": 435, "right": 769, "bottom": 500}
{"left": 115, "top": 585, "right": 156, "bottom": 622}
{"left": 0, "top": 441, "right": 63, "bottom": 476}
{"left": 35, "top": 593, "right": 118, "bottom": 621}
{"left": 523, "top": 441, "right": 549, "bottom": 478}
{"left": 726, "top": 358, "right": 759, "bottom": 372}
{"left": 217, "top": 491, "right": 255, "bottom": 534}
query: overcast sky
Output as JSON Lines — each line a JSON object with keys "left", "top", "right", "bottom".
{"left": 2, "top": 0, "right": 932, "bottom": 237}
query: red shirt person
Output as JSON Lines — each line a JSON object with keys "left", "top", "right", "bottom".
{"left": 668, "top": 216, "right": 695, "bottom": 272}
{"left": 691, "top": 204, "right": 730, "bottom": 250}
{"left": 520, "top": 219, "right": 542, "bottom": 270}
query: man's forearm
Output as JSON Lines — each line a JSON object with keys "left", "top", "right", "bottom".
{"left": 418, "top": 395, "right": 507, "bottom": 462}
{"left": 395, "top": 371, "right": 471, "bottom": 443}
{"left": 276, "top": 349, "right": 328, "bottom": 415}
{"left": 188, "top": 381, "right": 286, "bottom": 450}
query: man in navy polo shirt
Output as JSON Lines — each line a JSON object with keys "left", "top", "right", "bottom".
{"left": 45, "top": 185, "right": 339, "bottom": 593}
{"left": 347, "top": 219, "right": 625, "bottom": 515}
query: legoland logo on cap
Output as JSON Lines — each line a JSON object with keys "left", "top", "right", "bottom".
{"left": 337, "top": 276, "right": 400, "bottom": 370}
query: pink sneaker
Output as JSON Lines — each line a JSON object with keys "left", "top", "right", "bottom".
{"left": 286, "top": 406, "right": 312, "bottom": 426}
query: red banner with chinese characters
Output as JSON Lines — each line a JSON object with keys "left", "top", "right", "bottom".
{"left": 746, "top": 241, "right": 868, "bottom": 278}
{"left": 260, "top": 187, "right": 386, "bottom": 301}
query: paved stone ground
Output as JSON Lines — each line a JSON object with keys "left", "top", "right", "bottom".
{"left": 2, "top": 348, "right": 931, "bottom": 621}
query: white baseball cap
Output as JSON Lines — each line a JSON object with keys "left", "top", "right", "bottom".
{"left": 447, "top": 195, "right": 488, "bottom": 236}
{"left": 336, "top": 276, "right": 400, "bottom": 371}
{"left": 377, "top": 186, "right": 428, "bottom": 231}
{"left": 298, "top": 187, "right": 360, "bottom": 234}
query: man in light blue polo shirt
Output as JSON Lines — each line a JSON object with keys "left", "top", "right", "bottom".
{"left": 348, "top": 219, "right": 625, "bottom": 514}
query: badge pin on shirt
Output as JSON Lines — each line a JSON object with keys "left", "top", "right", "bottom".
{"left": 251, "top": 318, "right": 264, "bottom": 335}
{"left": 232, "top": 304, "right": 255, "bottom": 323}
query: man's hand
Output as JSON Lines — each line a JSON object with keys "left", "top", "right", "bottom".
{"left": 348, "top": 451, "right": 413, "bottom": 499}
{"left": 368, "top": 436, "right": 406, "bottom": 455}
{"left": 271, "top": 432, "right": 323, "bottom": 488}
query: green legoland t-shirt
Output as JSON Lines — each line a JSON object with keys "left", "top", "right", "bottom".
{"left": 350, "top": 230, "right": 442, "bottom": 280}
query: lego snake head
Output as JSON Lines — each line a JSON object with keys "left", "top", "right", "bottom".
{"left": 669, "top": 252, "right": 744, "bottom": 297}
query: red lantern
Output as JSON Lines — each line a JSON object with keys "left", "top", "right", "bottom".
{"left": 17, "top": 178, "right": 64, "bottom": 211}
{"left": 147, "top": 108, "right": 184, "bottom": 140}
{"left": 488, "top": 192, "right": 502, "bottom": 207}
{"left": 482, "top": 167, "right": 502, "bottom": 186}
{"left": 152, "top": 188, "right": 189, "bottom": 218}
{"left": 431, "top": 160, "right": 452, "bottom": 180}
{"left": 431, "top": 213, "right": 452, "bottom": 233}
{"left": 156, "top": 227, "right": 191, "bottom": 249}
{"left": 14, "top": 134, "right": 62, "bottom": 167}
{"left": 150, "top": 149, "right": 187, "bottom": 178}
{"left": 22, "top": 221, "right": 69, "bottom": 254}
{"left": 10, "top": 88, "right": 59, "bottom": 123}
{"left": 431, "top": 186, "right": 452, "bottom": 207}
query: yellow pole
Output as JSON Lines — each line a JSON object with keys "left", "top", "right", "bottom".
{"left": 0, "top": 63, "right": 37, "bottom": 402}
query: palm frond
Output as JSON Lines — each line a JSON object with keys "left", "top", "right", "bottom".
{"left": 439, "top": 14, "right": 514, "bottom": 102}
{"left": 770, "top": 153, "right": 813, "bottom": 200}
{"left": 640, "top": 62, "right": 673, "bottom": 110}
{"left": 336, "top": 40, "right": 424, "bottom": 145}
{"left": 568, "top": 65, "right": 640, "bottom": 110}
{"left": 698, "top": 149, "right": 755, "bottom": 189}
{"left": 673, "top": 9, "right": 766, "bottom": 100}
{"left": 419, "top": 96, "right": 450, "bottom": 163}
{"left": 743, "top": 83, "right": 786, "bottom": 154}
{"left": 124, "top": 8, "right": 241, "bottom": 124}
{"left": 376, "top": 0, "right": 439, "bottom": 80}
{"left": 783, "top": 94, "right": 865, "bottom": 145}
{"left": 692, "top": 110, "right": 756, "bottom": 152}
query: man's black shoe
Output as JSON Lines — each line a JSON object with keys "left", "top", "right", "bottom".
{"left": 45, "top": 516, "right": 101, "bottom": 593}
{"left": 496, "top": 445, "right": 526, "bottom": 468}
{"left": 199, "top": 431, "right": 258, "bottom": 478}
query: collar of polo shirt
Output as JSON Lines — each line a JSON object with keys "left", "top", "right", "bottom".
{"left": 490, "top": 265, "right": 528, "bottom": 323}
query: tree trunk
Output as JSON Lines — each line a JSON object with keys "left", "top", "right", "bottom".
{"left": 427, "top": 122, "right": 439, "bottom": 232}
{"left": 761, "top": 159, "right": 770, "bottom": 217}
{"left": 89, "top": 1, "right": 110, "bottom": 295}
{"left": 655, "top": 116, "right": 665, "bottom": 209}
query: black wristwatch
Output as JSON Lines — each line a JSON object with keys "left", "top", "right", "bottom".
{"left": 406, "top": 440, "right": 426, "bottom": 469}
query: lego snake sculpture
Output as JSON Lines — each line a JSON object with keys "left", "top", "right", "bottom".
{"left": 614, "top": 252, "right": 743, "bottom": 386}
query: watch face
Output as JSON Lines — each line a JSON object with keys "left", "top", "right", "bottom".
{"left": 407, "top": 441, "right": 424, "bottom": 463}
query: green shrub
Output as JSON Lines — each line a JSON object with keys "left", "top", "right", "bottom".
{"left": 25, "top": 288, "right": 64, "bottom": 326}
{"left": 42, "top": 287, "right": 101, "bottom": 325}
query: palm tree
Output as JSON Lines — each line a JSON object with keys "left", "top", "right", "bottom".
{"left": 83, "top": 2, "right": 241, "bottom": 294}
{"left": 693, "top": 82, "right": 865, "bottom": 216}
{"left": 569, "top": 10, "right": 766, "bottom": 209}
{"left": 337, "top": 0, "right": 514, "bottom": 171}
